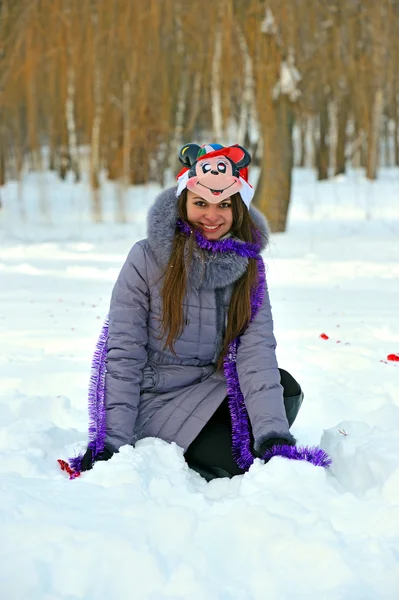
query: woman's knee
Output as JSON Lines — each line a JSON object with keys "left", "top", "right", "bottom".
{"left": 279, "top": 368, "right": 302, "bottom": 397}
{"left": 279, "top": 368, "right": 304, "bottom": 427}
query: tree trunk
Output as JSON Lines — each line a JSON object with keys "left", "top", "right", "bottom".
{"left": 28, "top": 149, "right": 41, "bottom": 171}
{"left": 317, "top": 101, "right": 329, "bottom": 180}
{"left": 115, "top": 80, "right": 130, "bottom": 224}
{"left": 254, "top": 96, "right": 294, "bottom": 232}
{"left": 396, "top": 137, "right": 399, "bottom": 167}
{"left": 366, "top": 88, "right": 383, "bottom": 179}
{"left": 90, "top": 4, "right": 103, "bottom": 224}
{"left": 211, "top": 25, "right": 223, "bottom": 140}
{"left": 47, "top": 115, "right": 57, "bottom": 171}
{"left": 335, "top": 98, "right": 349, "bottom": 175}
{"left": 90, "top": 64, "right": 103, "bottom": 222}
{"left": 394, "top": 94, "right": 399, "bottom": 166}
{"left": 130, "top": 143, "right": 149, "bottom": 185}
{"left": 58, "top": 149, "right": 70, "bottom": 180}
{"left": 350, "top": 119, "right": 359, "bottom": 168}
{"left": 122, "top": 81, "right": 131, "bottom": 188}
{"left": 106, "top": 137, "right": 121, "bottom": 180}
{"left": 168, "top": 9, "right": 187, "bottom": 175}
{"left": 298, "top": 117, "right": 306, "bottom": 167}
{"left": 383, "top": 116, "right": 391, "bottom": 167}
{"left": 15, "top": 140, "right": 25, "bottom": 221}
{"left": 186, "top": 72, "right": 202, "bottom": 138}
{"left": 48, "top": 148, "right": 56, "bottom": 171}
{"left": 90, "top": 67, "right": 102, "bottom": 191}
{"left": 65, "top": 65, "right": 81, "bottom": 182}
{"left": 115, "top": 185, "right": 127, "bottom": 224}
{"left": 0, "top": 152, "right": 5, "bottom": 187}
{"left": 236, "top": 25, "right": 255, "bottom": 146}
{"left": 0, "top": 113, "right": 5, "bottom": 186}
{"left": 184, "top": 73, "right": 202, "bottom": 148}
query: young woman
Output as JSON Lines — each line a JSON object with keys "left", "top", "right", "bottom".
{"left": 66, "top": 143, "right": 329, "bottom": 481}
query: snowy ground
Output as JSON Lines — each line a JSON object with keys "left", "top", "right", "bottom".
{"left": 1, "top": 168, "right": 399, "bottom": 599}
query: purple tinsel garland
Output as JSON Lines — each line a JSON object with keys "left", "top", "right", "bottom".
{"left": 65, "top": 220, "right": 331, "bottom": 476}
{"left": 262, "top": 444, "right": 332, "bottom": 468}
{"left": 176, "top": 220, "right": 331, "bottom": 471}
{"left": 176, "top": 218, "right": 262, "bottom": 259}
{"left": 222, "top": 253, "right": 266, "bottom": 470}
{"left": 69, "top": 316, "right": 109, "bottom": 472}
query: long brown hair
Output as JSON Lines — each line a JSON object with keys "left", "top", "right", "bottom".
{"left": 160, "top": 188, "right": 261, "bottom": 369}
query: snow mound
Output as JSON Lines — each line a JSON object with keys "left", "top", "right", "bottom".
{"left": 322, "top": 421, "right": 399, "bottom": 497}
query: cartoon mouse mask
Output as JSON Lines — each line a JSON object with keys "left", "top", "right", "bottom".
{"left": 176, "top": 143, "right": 254, "bottom": 208}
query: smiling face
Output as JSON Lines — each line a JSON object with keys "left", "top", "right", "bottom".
{"left": 186, "top": 189, "right": 233, "bottom": 239}
{"left": 186, "top": 155, "right": 242, "bottom": 203}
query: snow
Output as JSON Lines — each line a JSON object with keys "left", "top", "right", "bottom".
{"left": 260, "top": 7, "right": 277, "bottom": 35}
{"left": 273, "top": 49, "right": 301, "bottom": 102}
{"left": 1, "top": 167, "right": 399, "bottom": 599}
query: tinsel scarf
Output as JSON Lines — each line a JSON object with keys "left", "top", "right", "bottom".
{"left": 64, "top": 221, "right": 331, "bottom": 477}
{"left": 176, "top": 220, "right": 331, "bottom": 470}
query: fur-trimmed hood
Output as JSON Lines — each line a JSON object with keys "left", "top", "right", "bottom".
{"left": 146, "top": 187, "right": 269, "bottom": 290}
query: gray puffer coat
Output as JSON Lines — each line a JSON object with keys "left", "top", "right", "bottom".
{"left": 104, "top": 187, "right": 295, "bottom": 454}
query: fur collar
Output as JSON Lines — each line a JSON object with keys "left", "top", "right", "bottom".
{"left": 147, "top": 187, "right": 269, "bottom": 290}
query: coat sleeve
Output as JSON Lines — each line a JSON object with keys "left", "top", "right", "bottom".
{"left": 104, "top": 241, "right": 149, "bottom": 451}
{"left": 236, "top": 267, "right": 296, "bottom": 451}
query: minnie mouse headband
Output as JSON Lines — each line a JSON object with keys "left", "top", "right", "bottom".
{"left": 176, "top": 143, "right": 254, "bottom": 208}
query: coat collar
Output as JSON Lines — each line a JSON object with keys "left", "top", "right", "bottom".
{"left": 146, "top": 187, "right": 269, "bottom": 290}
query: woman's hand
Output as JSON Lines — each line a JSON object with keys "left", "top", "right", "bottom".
{"left": 256, "top": 437, "right": 294, "bottom": 459}
{"left": 80, "top": 446, "right": 114, "bottom": 471}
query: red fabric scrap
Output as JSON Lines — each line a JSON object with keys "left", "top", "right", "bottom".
{"left": 320, "top": 333, "right": 329, "bottom": 340}
{"left": 387, "top": 354, "right": 399, "bottom": 362}
{"left": 57, "top": 459, "right": 80, "bottom": 480}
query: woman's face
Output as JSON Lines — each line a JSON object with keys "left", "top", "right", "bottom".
{"left": 186, "top": 189, "right": 233, "bottom": 239}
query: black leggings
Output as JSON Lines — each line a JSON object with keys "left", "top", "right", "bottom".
{"left": 184, "top": 369, "right": 303, "bottom": 481}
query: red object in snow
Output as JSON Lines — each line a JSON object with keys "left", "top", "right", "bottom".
{"left": 320, "top": 333, "right": 329, "bottom": 340}
{"left": 387, "top": 354, "right": 399, "bottom": 362}
{"left": 57, "top": 459, "right": 80, "bottom": 480}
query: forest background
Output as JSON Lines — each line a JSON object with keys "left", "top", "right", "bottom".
{"left": 0, "top": 0, "right": 398, "bottom": 231}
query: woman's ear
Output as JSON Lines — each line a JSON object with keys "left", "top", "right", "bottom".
{"left": 179, "top": 144, "right": 201, "bottom": 167}
{"left": 233, "top": 145, "right": 252, "bottom": 169}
